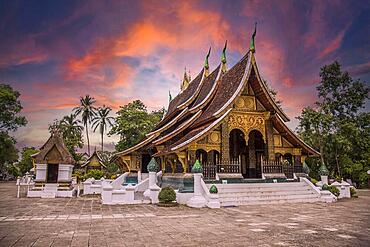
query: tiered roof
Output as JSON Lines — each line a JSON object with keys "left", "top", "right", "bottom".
{"left": 112, "top": 40, "right": 319, "bottom": 161}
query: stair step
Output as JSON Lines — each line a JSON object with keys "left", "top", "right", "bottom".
{"left": 221, "top": 197, "right": 321, "bottom": 206}
{"left": 212, "top": 182, "right": 307, "bottom": 188}
{"left": 220, "top": 193, "right": 319, "bottom": 202}
{"left": 218, "top": 190, "right": 316, "bottom": 198}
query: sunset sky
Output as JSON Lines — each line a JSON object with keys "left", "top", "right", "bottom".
{"left": 1, "top": 0, "right": 369, "bottom": 151}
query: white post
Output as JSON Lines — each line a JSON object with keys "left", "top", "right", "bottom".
{"left": 16, "top": 178, "right": 20, "bottom": 198}
{"left": 149, "top": 172, "right": 160, "bottom": 203}
{"left": 101, "top": 181, "right": 113, "bottom": 204}
{"left": 321, "top": 175, "right": 328, "bottom": 185}
{"left": 137, "top": 171, "right": 142, "bottom": 183}
{"left": 187, "top": 173, "right": 207, "bottom": 208}
{"left": 125, "top": 184, "right": 135, "bottom": 202}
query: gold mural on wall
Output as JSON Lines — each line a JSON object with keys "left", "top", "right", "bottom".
{"left": 227, "top": 111, "right": 268, "bottom": 141}
{"left": 234, "top": 96, "right": 256, "bottom": 111}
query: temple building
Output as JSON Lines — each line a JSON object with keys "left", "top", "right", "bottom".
{"left": 81, "top": 150, "right": 106, "bottom": 172}
{"left": 111, "top": 27, "right": 319, "bottom": 181}
{"left": 32, "top": 131, "right": 75, "bottom": 184}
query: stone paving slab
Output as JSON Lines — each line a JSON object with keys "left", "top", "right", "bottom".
{"left": 0, "top": 182, "right": 369, "bottom": 246}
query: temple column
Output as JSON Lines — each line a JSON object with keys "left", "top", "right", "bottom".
{"left": 221, "top": 122, "right": 229, "bottom": 162}
{"left": 266, "top": 119, "right": 275, "bottom": 161}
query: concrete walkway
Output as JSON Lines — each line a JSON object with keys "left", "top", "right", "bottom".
{"left": 0, "top": 182, "right": 369, "bottom": 246}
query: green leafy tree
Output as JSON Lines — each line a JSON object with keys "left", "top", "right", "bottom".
{"left": 297, "top": 61, "right": 369, "bottom": 187}
{"left": 109, "top": 100, "right": 164, "bottom": 151}
{"left": 91, "top": 106, "right": 114, "bottom": 152}
{"left": 0, "top": 84, "right": 27, "bottom": 176}
{"left": 296, "top": 107, "right": 333, "bottom": 166}
{"left": 18, "top": 147, "right": 38, "bottom": 175}
{"left": 0, "top": 84, "right": 27, "bottom": 132}
{"left": 0, "top": 131, "right": 18, "bottom": 175}
{"left": 74, "top": 95, "right": 96, "bottom": 155}
{"left": 97, "top": 150, "right": 120, "bottom": 177}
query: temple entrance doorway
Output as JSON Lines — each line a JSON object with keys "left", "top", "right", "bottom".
{"left": 47, "top": 163, "right": 59, "bottom": 183}
{"left": 229, "top": 129, "right": 248, "bottom": 176}
{"left": 247, "top": 130, "right": 264, "bottom": 178}
{"left": 141, "top": 154, "right": 151, "bottom": 173}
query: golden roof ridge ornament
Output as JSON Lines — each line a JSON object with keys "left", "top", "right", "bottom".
{"left": 250, "top": 22, "right": 257, "bottom": 53}
{"left": 180, "top": 67, "right": 190, "bottom": 91}
{"left": 221, "top": 40, "right": 227, "bottom": 72}
{"left": 204, "top": 46, "right": 211, "bottom": 77}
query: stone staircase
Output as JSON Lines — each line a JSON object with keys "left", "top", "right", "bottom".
{"left": 41, "top": 184, "right": 58, "bottom": 198}
{"left": 209, "top": 182, "right": 326, "bottom": 206}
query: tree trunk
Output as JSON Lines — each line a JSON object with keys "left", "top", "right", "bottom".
{"left": 86, "top": 123, "right": 90, "bottom": 156}
{"left": 335, "top": 147, "right": 341, "bottom": 177}
{"left": 101, "top": 130, "right": 104, "bottom": 152}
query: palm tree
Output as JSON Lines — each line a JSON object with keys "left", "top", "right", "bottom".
{"left": 74, "top": 95, "right": 96, "bottom": 155}
{"left": 91, "top": 106, "right": 114, "bottom": 152}
{"left": 60, "top": 114, "right": 84, "bottom": 136}
{"left": 59, "top": 113, "right": 84, "bottom": 151}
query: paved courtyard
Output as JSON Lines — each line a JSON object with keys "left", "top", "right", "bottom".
{"left": 0, "top": 182, "right": 369, "bottom": 247}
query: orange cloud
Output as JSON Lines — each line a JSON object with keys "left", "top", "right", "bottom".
{"left": 318, "top": 29, "right": 346, "bottom": 59}
{"left": 64, "top": 0, "right": 232, "bottom": 93}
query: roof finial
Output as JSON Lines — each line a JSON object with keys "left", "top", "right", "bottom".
{"left": 169, "top": 90, "right": 172, "bottom": 102}
{"left": 204, "top": 46, "right": 211, "bottom": 77}
{"left": 221, "top": 40, "right": 228, "bottom": 72}
{"left": 181, "top": 67, "right": 190, "bottom": 91}
{"left": 250, "top": 22, "right": 257, "bottom": 53}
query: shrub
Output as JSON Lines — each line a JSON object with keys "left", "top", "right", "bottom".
{"left": 209, "top": 184, "right": 218, "bottom": 194}
{"left": 147, "top": 158, "right": 159, "bottom": 172}
{"left": 310, "top": 178, "right": 318, "bottom": 185}
{"left": 322, "top": 184, "right": 340, "bottom": 197}
{"left": 158, "top": 187, "right": 176, "bottom": 203}
{"left": 191, "top": 160, "right": 203, "bottom": 173}
{"left": 350, "top": 187, "right": 358, "bottom": 198}
{"left": 83, "top": 169, "right": 104, "bottom": 180}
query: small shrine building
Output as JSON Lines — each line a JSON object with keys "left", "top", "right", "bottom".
{"left": 32, "top": 131, "right": 75, "bottom": 184}
{"left": 81, "top": 150, "right": 106, "bottom": 172}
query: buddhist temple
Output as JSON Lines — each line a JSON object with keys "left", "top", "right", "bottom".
{"left": 81, "top": 150, "right": 106, "bottom": 172}
{"left": 111, "top": 27, "right": 319, "bottom": 181}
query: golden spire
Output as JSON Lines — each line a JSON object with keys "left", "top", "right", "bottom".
{"left": 180, "top": 67, "right": 190, "bottom": 91}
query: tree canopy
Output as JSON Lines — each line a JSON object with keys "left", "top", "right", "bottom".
{"left": 0, "top": 84, "right": 27, "bottom": 177}
{"left": 0, "top": 84, "right": 27, "bottom": 132}
{"left": 297, "top": 61, "right": 369, "bottom": 187}
{"left": 17, "top": 147, "right": 39, "bottom": 175}
{"left": 109, "top": 100, "right": 164, "bottom": 151}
